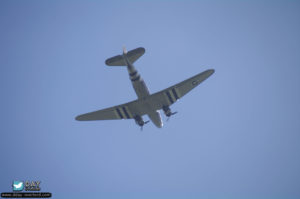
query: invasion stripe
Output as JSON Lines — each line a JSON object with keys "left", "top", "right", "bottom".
{"left": 172, "top": 88, "right": 179, "bottom": 100}
{"left": 125, "top": 106, "right": 133, "bottom": 118}
{"left": 166, "top": 91, "right": 174, "bottom": 104}
{"left": 119, "top": 108, "right": 127, "bottom": 119}
{"left": 122, "top": 107, "right": 130, "bottom": 118}
{"left": 116, "top": 108, "right": 123, "bottom": 119}
{"left": 131, "top": 75, "right": 140, "bottom": 82}
{"left": 129, "top": 71, "right": 137, "bottom": 77}
{"left": 168, "top": 89, "right": 177, "bottom": 102}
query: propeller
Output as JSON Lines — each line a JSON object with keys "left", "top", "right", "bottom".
{"left": 166, "top": 112, "right": 178, "bottom": 122}
{"left": 171, "top": 111, "right": 178, "bottom": 115}
{"left": 140, "top": 121, "right": 150, "bottom": 131}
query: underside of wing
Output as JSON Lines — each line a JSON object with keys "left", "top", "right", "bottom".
{"left": 144, "top": 69, "right": 215, "bottom": 111}
{"left": 76, "top": 69, "right": 214, "bottom": 121}
{"left": 75, "top": 99, "right": 148, "bottom": 121}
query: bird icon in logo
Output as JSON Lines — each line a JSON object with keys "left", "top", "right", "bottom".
{"left": 12, "top": 181, "right": 24, "bottom": 191}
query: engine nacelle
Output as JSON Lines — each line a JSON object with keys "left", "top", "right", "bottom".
{"left": 163, "top": 105, "right": 172, "bottom": 117}
{"left": 163, "top": 105, "right": 177, "bottom": 118}
{"left": 134, "top": 115, "right": 145, "bottom": 126}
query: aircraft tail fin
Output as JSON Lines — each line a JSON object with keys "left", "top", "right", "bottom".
{"left": 105, "top": 47, "right": 145, "bottom": 66}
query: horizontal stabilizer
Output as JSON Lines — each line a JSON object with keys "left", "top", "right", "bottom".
{"left": 105, "top": 47, "right": 145, "bottom": 66}
{"left": 105, "top": 55, "right": 126, "bottom": 66}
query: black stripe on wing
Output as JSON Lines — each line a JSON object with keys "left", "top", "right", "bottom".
{"left": 166, "top": 91, "right": 174, "bottom": 104}
{"left": 116, "top": 108, "right": 124, "bottom": 119}
{"left": 172, "top": 88, "right": 179, "bottom": 100}
{"left": 122, "top": 107, "right": 130, "bottom": 118}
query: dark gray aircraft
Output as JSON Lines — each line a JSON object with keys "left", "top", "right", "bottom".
{"left": 75, "top": 47, "right": 214, "bottom": 129}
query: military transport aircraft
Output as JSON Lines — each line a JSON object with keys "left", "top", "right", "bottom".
{"left": 75, "top": 47, "right": 214, "bottom": 129}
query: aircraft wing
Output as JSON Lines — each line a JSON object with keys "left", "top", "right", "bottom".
{"left": 76, "top": 69, "right": 214, "bottom": 121}
{"left": 75, "top": 98, "right": 149, "bottom": 121}
{"left": 143, "top": 69, "right": 215, "bottom": 110}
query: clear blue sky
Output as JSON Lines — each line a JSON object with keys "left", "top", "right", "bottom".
{"left": 1, "top": 1, "right": 300, "bottom": 199}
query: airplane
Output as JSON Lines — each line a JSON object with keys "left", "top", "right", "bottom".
{"left": 75, "top": 47, "right": 214, "bottom": 129}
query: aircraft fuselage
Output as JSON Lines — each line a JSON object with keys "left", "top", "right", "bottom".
{"left": 123, "top": 54, "right": 163, "bottom": 128}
